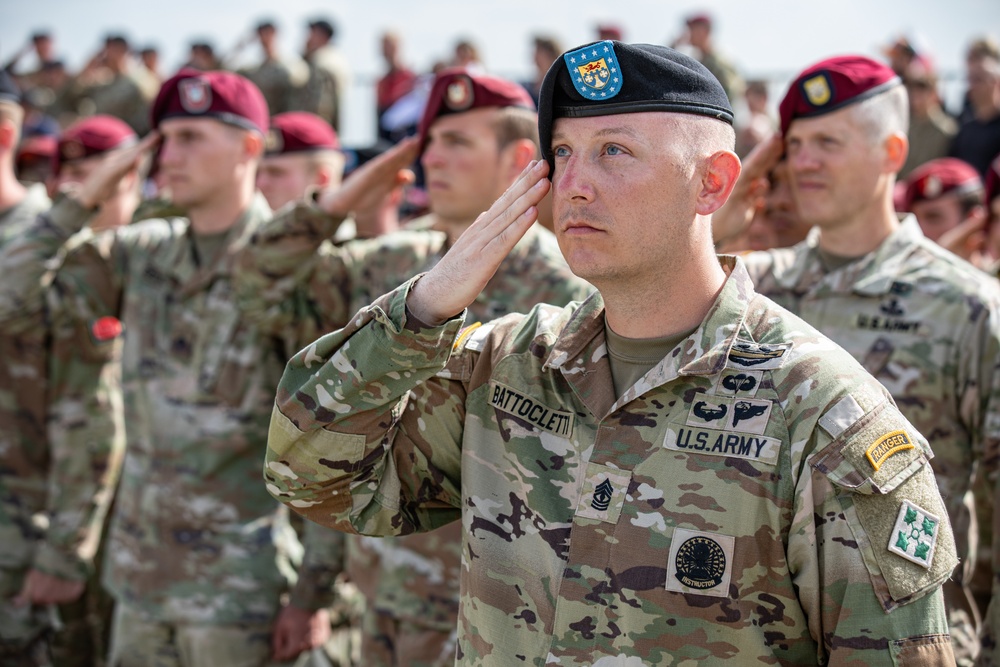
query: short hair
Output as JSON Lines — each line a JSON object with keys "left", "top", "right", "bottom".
{"left": 490, "top": 106, "right": 539, "bottom": 156}
{"left": 533, "top": 36, "right": 562, "bottom": 59}
{"left": 968, "top": 37, "right": 1000, "bottom": 63}
{"left": 849, "top": 84, "right": 909, "bottom": 142}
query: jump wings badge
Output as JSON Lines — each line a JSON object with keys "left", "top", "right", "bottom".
{"left": 564, "top": 40, "right": 622, "bottom": 101}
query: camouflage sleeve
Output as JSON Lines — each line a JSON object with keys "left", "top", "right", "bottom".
{"left": 288, "top": 521, "right": 345, "bottom": 611}
{"left": 264, "top": 277, "right": 467, "bottom": 537}
{"left": 0, "top": 196, "right": 95, "bottom": 331}
{"left": 234, "top": 198, "right": 353, "bottom": 353}
{"left": 788, "top": 381, "right": 956, "bottom": 663}
{"left": 960, "top": 298, "right": 1000, "bottom": 478}
{"left": 34, "top": 312, "right": 125, "bottom": 582}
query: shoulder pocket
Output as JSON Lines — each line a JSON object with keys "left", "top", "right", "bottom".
{"left": 810, "top": 400, "right": 957, "bottom": 610}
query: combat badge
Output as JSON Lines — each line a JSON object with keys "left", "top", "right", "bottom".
{"left": 179, "top": 78, "right": 212, "bottom": 114}
{"left": 666, "top": 527, "right": 735, "bottom": 598}
{"left": 887, "top": 500, "right": 940, "bottom": 568}
{"left": 726, "top": 340, "right": 790, "bottom": 370}
{"left": 564, "top": 40, "right": 622, "bottom": 101}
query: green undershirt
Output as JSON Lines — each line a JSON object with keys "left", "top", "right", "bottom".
{"left": 191, "top": 230, "right": 229, "bottom": 268}
{"left": 816, "top": 247, "right": 865, "bottom": 273}
{"left": 605, "top": 322, "right": 698, "bottom": 399}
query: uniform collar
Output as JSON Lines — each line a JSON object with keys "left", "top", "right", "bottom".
{"left": 152, "top": 192, "right": 271, "bottom": 291}
{"left": 775, "top": 214, "right": 924, "bottom": 296}
{"left": 545, "top": 256, "right": 754, "bottom": 417}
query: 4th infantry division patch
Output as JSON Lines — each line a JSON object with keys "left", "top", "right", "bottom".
{"left": 887, "top": 500, "right": 939, "bottom": 568}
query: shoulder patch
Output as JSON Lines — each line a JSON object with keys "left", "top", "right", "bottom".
{"left": 726, "top": 340, "right": 791, "bottom": 370}
{"left": 887, "top": 500, "right": 940, "bottom": 569}
{"left": 866, "top": 430, "right": 914, "bottom": 472}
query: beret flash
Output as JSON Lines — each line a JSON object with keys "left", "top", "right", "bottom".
{"left": 778, "top": 55, "right": 900, "bottom": 135}
{"left": 537, "top": 41, "right": 734, "bottom": 175}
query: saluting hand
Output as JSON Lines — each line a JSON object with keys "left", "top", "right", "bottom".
{"left": 317, "top": 136, "right": 419, "bottom": 219}
{"left": 710, "top": 133, "right": 783, "bottom": 247}
{"left": 74, "top": 132, "right": 161, "bottom": 210}
{"left": 406, "top": 159, "right": 551, "bottom": 325}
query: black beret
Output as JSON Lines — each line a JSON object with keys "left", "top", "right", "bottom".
{"left": 0, "top": 70, "right": 21, "bottom": 105}
{"left": 538, "top": 40, "right": 733, "bottom": 174}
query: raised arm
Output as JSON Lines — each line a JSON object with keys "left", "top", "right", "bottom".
{"left": 263, "top": 159, "right": 551, "bottom": 534}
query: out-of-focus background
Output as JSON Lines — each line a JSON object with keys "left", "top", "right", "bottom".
{"left": 3, "top": 0, "right": 997, "bottom": 145}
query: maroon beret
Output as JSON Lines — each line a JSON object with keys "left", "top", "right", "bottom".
{"left": 778, "top": 55, "right": 900, "bottom": 135}
{"left": 54, "top": 115, "right": 137, "bottom": 176}
{"left": 18, "top": 134, "right": 57, "bottom": 161}
{"left": 417, "top": 68, "right": 535, "bottom": 152}
{"left": 266, "top": 112, "right": 339, "bottom": 155}
{"left": 903, "top": 158, "right": 983, "bottom": 211}
{"left": 151, "top": 68, "right": 269, "bottom": 134}
{"left": 685, "top": 13, "right": 712, "bottom": 27}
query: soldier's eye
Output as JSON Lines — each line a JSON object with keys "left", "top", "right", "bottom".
{"left": 605, "top": 144, "right": 624, "bottom": 156}
{"left": 553, "top": 145, "right": 570, "bottom": 158}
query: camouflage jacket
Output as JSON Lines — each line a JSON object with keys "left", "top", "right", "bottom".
{"left": 266, "top": 256, "right": 956, "bottom": 665}
{"left": 239, "top": 56, "right": 309, "bottom": 117}
{"left": 238, "top": 209, "right": 593, "bottom": 630}
{"left": 743, "top": 216, "right": 1000, "bottom": 577}
{"left": 0, "top": 194, "right": 341, "bottom": 623}
{"left": 0, "top": 184, "right": 52, "bottom": 575}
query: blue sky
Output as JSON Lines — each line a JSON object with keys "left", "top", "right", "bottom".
{"left": 3, "top": 0, "right": 998, "bottom": 144}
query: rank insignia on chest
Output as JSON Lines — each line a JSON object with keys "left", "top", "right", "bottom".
{"left": 666, "top": 527, "right": 735, "bottom": 598}
{"left": 564, "top": 41, "right": 622, "bottom": 101}
{"left": 887, "top": 500, "right": 939, "bottom": 568}
{"left": 575, "top": 463, "right": 630, "bottom": 523}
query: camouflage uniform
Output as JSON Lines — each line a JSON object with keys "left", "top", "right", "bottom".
{"left": 265, "top": 255, "right": 957, "bottom": 665}
{"left": 0, "top": 184, "right": 54, "bottom": 665}
{"left": 237, "top": 209, "right": 593, "bottom": 666}
{"left": 240, "top": 57, "right": 309, "bottom": 117}
{"left": 67, "top": 68, "right": 158, "bottom": 135}
{"left": 743, "top": 215, "right": 1000, "bottom": 665}
{"left": 0, "top": 194, "right": 341, "bottom": 665}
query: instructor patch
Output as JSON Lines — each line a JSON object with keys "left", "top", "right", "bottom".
{"left": 489, "top": 381, "right": 574, "bottom": 437}
{"left": 666, "top": 527, "right": 735, "bottom": 598}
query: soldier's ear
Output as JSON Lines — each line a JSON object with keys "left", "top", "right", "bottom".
{"left": 501, "top": 138, "right": 537, "bottom": 180}
{"left": 244, "top": 130, "right": 265, "bottom": 159}
{"left": 883, "top": 132, "right": 908, "bottom": 174}
{"left": 695, "top": 150, "right": 741, "bottom": 217}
